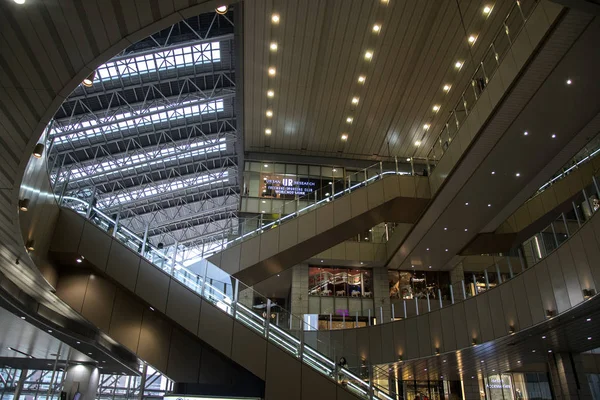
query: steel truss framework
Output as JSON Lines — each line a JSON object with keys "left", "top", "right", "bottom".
{"left": 0, "top": 365, "right": 172, "bottom": 400}
{"left": 46, "top": 10, "right": 240, "bottom": 253}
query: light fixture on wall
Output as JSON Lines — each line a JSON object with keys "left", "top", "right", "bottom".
{"left": 435, "top": 348, "right": 440, "bottom": 356}
{"left": 215, "top": 5, "right": 228, "bottom": 14}
{"left": 26, "top": 240, "right": 35, "bottom": 252}
{"left": 471, "top": 338, "right": 478, "bottom": 346}
{"left": 545, "top": 309, "right": 555, "bottom": 318}
{"left": 82, "top": 71, "right": 96, "bottom": 87}
{"left": 508, "top": 325, "right": 515, "bottom": 334}
{"left": 583, "top": 288, "right": 596, "bottom": 300}
{"left": 18, "top": 199, "right": 30, "bottom": 212}
{"left": 32, "top": 143, "right": 45, "bottom": 158}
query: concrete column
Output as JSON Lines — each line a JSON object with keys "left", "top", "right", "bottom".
{"left": 290, "top": 263, "right": 309, "bottom": 329}
{"left": 372, "top": 267, "right": 391, "bottom": 323}
{"left": 548, "top": 352, "right": 593, "bottom": 399}
{"left": 63, "top": 364, "right": 100, "bottom": 400}
{"left": 450, "top": 262, "right": 465, "bottom": 301}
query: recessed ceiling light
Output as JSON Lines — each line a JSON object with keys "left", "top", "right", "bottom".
{"left": 515, "top": 172, "right": 521, "bottom": 177}
{"left": 364, "top": 51, "right": 373, "bottom": 60}
{"left": 432, "top": 105, "right": 440, "bottom": 112}
{"left": 264, "top": 164, "right": 269, "bottom": 168}
{"left": 517, "top": 360, "right": 521, "bottom": 363}
{"left": 358, "top": 75, "right": 366, "bottom": 84}
{"left": 491, "top": 171, "right": 496, "bottom": 175}
{"left": 372, "top": 24, "right": 381, "bottom": 33}
{"left": 261, "top": 210, "right": 265, "bottom": 213}
{"left": 524, "top": 131, "right": 529, "bottom": 136}
{"left": 444, "top": 227, "right": 448, "bottom": 231}
{"left": 266, "top": 110, "right": 273, "bottom": 117}
{"left": 455, "top": 61, "right": 463, "bottom": 69}
{"left": 415, "top": 140, "right": 421, "bottom": 146}
{"left": 465, "top": 202, "right": 469, "bottom": 206}
{"left": 487, "top": 203, "right": 491, "bottom": 207}
{"left": 423, "top": 124, "right": 430, "bottom": 130}
{"left": 320, "top": 260, "right": 323, "bottom": 263}
{"left": 443, "top": 84, "right": 451, "bottom": 92}
{"left": 426, "top": 248, "right": 430, "bottom": 251}
{"left": 406, "top": 157, "right": 411, "bottom": 162}
{"left": 271, "top": 13, "right": 280, "bottom": 24}
{"left": 346, "top": 117, "right": 353, "bottom": 123}
{"left": 360, "top": 262, "right": 364, "bottom": 265}
{"left": 20, "top": 316, "right": 25, "bottom": 320}
{"left": 542, "top": 336, "right": 546, "bottom": 339}
{"left": 76, "top": 258, "right": 82, "bottom": 263}
{"left": 411, "top": 265, "right": 415, "bottom": 268}
{"left": 429, "top": 265, "right": 432, "bottom": 269}
{"left": 566, "top": 79, "right": 572, "bottom": 85}
{"left": 333, "top": 168, "right": 337, "bottom": 172}
{"left": 270, "top": 42, "right": 278, "bottom": 52}
{"left": 268, "top": 67, "right": 276, "bottom": 76}
{"left": 468, "top": 35, "right": 477, "bottom": 44}
{"left": 548, "top": 350, "right": 552, "bottom": 353}
{"left": 445, "top": 249, "right": 449, "bottom": 252}
{"left": 262, "top": 200, "right": 266, "bottom": 204}
{"left": 341, "top": 133, "right": 348, "bottom": 141}
{"left": 267, "top": 90, "right": 274, "bottom": 98}
{"left": 483, "top": 5, "right": 492, "bottom": 14}
{"left": 265, "top": 128, "right": 272, "bottom": 135}
{"left": 532, "top": 350, "right": 536, "bottom": 353}
{"left": 587, "top": 318, "right": 592, "bottom": 321}
{"left": 351, "top": 97, "right": 359, "bottom": 105}
{"left": 13, "top": 0, "right": 26, "bottom": 4}
{"left": 48, "top": 329, "right": 52, "bottom": 333}
{"left": 551, "top": 134, "right": 556, "bottom": 138}
{"left": 464, "top": 228, "right": 468, "bottom": 232}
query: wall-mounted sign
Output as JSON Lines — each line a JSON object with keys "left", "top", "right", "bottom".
{"left": 265, "top": 177, "right": 315, "bottom": 195}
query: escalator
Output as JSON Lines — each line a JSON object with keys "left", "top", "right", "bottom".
{"left": 49, "top": 207, "right": 397, "bottom": 400}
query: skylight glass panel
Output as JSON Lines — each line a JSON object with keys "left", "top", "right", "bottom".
{"left": 95, "top": 42, "right": 221, "bottom": 82}
{"left": 55, "top": 138, "right": 227, "bottom": 184}
{"left": 50, "top": 99, "right": 224, "bottom": 145}
{"left": 97, "top": 170, "right": 229, "bottom": 208}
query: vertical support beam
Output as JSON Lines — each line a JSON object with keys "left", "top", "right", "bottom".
{"left": 13, "top": 369, "right": 27, "bottom": 400}
{"left": 141, "top": 224, "right": 149, "bottom": 256}
{"left": 137, "top": 364, "right": 148, "bottom": 400}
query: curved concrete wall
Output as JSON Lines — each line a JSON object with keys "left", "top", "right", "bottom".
{"left": 312, "top": 204, "right": 600, "bottom": 367}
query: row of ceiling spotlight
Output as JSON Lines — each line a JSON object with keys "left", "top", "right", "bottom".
{"left": 339, "top": 0, "right": 389, "bottom": 143}
{"left": 414, "top": 4, "right": 494, "bottom": 148}
{"left": 264, "top": 12, "right": 281, "bottom": 136}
